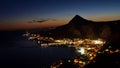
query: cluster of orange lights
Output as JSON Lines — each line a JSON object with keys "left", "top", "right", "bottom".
{"left": 23, "top": 32, "right": 119, "bottom": 68}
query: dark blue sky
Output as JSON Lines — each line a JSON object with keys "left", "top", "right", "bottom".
{"left": 0, "top": 0, "right": 120, "bottom": 30}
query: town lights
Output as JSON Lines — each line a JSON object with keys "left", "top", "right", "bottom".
{"left": 92, "top": 39, "right": 105, "bottom": 44}
{"left": 77, "top": 47, "right": 85, "bottom": 55}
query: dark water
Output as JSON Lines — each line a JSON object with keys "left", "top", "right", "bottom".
{"left": 0, "top": 31, "right": 76, "bottom": 68}
{"left": 0, "top": 47, "right": 76, "bottom": 68}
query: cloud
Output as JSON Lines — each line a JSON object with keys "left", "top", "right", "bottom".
{"left": 35, "top": 20, "right": 48, "bottom": 23}
{"left": 28, "top": 18, "right": 57, "bottom": 23}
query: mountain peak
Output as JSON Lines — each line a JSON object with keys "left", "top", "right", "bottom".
{"left": 74, "top": 15, "right": 82, "bottom": 18}
{"left": 68, "top": 15, "right": 88, "bottom": 24}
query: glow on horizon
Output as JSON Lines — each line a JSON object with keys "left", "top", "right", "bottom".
{"left": 0, "top": 0, "right": 120, "bottom": 30}
{"left": 0, "top": 15, "right": 120, "bottom": 30}
{"left": 86, "top": 15, "right": 120, "bottom": 21}
{"left": 0, "top": 20, "right": 68, "bottom": 30}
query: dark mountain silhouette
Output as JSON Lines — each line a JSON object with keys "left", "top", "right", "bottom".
{"left": 42, "top": 15, "right": 120, "bottom": 48}
{"left": 68, "top": 15, "right": 91, "bottom": 25}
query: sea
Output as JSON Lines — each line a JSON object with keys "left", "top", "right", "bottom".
{"left": 0, "top": 30, "right": 77, "bottom": 68}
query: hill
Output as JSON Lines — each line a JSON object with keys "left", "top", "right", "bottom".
{"left": 48, "top": 15, "right": 119, "bottom": 41}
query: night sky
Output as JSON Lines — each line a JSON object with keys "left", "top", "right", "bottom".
{"left": 0, "top": 0, "right": 120, "bottom": 30}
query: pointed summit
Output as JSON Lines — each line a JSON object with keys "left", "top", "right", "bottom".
{"left": 74, "top": 15, "right": 85, "bottom": 20}
{"left": 68, "top": 15, "right": 88, "bottom": 24}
